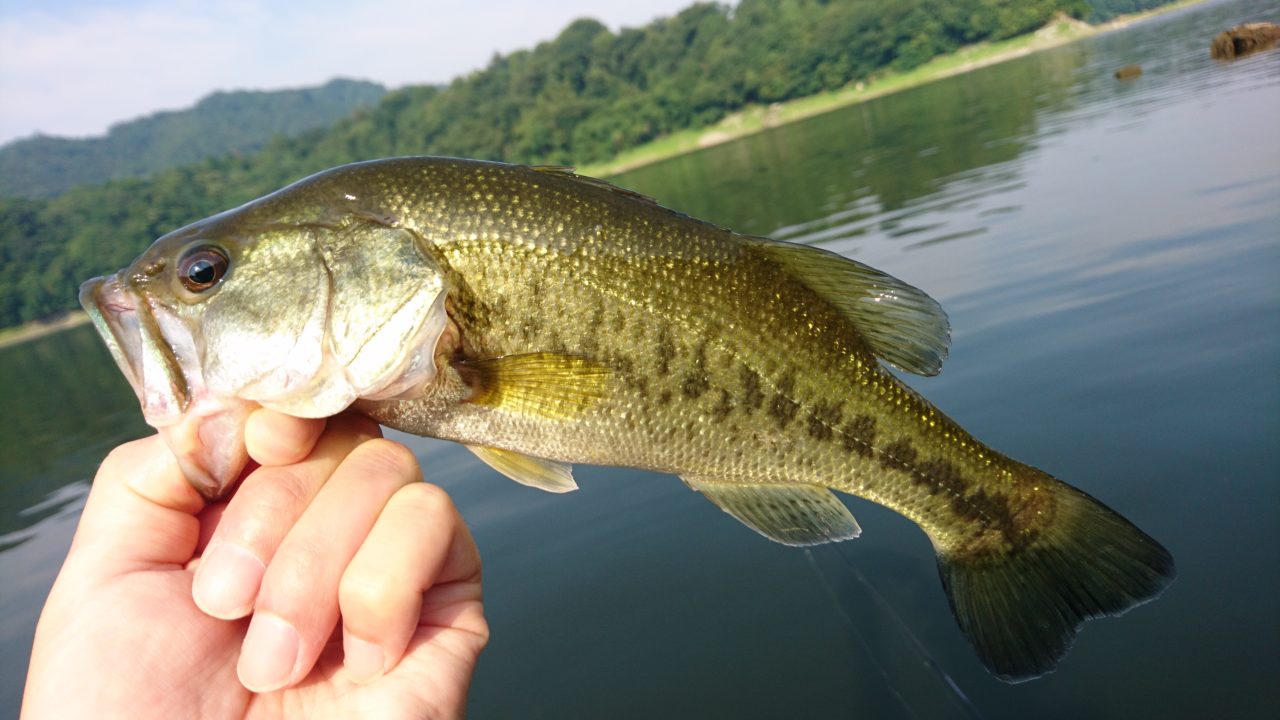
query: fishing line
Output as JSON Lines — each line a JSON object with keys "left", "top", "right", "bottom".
{"left": 803, "top": 548, "right": 924, "bottom": 720}
{"left": 804, "top": 546, "right": 988, "bottom": 720}
{"left": 830, "top": 542, "right": 987, "bottom": 719}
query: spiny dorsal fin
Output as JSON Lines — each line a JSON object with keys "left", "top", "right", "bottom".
{"left": 748, "top": 239, "right": 950, "bottom": 376}
{"left": 527, "top": 165, "right": 661, "bottom": 207}
{"left": 458, "top": 352, "right": 611, "bottom": 420}
{"left": 682, "top": 475, "right": 861, "bottom": 546}
{"left": 467, "top": 445, "right": 578, "bottom": 493}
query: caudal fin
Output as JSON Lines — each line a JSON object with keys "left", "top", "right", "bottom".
{"left": 936, "top": 480, "right": 1174, "bottom": 682}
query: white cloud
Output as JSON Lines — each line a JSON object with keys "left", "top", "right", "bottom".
{"left": 0, "top": 0, "right": 696, "bottom": 144}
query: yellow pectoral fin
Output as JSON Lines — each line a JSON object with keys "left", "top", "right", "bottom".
{"left": 459, "top": 352, "right": 611, "bottom": 420}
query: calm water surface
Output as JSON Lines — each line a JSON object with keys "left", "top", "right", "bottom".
{"left": 2, "top": 1, "right": 1277, "bottom": 716}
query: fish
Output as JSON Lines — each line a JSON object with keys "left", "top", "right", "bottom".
{"left": 79, "top": 156, "right": 1174, "bottom": 682}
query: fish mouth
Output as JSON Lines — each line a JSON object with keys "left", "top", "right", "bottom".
{"left": 79, "top": 274, "right": 189, "bottom": 426}
{"left": 80, "top": 274, "right": 250, "bottom": 499}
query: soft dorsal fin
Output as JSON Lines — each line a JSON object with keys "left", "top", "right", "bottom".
{"left": 682, "top": 475, "right": 861, "bottom": 546}
{"left": 458, "top": 352, "right": 611, "bottom": 420}
{"left": 467, "top": 445, "right": 578, "bottom": 493}
{"left": 528, "top": 165, "right": 661, "bottom": 207}
{"left": 748, "top": 239, "right": 950, "bottom": 376}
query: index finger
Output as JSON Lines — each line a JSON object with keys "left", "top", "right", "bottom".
{"left": 71, "top": 434, "right": 206, "bottom": 574}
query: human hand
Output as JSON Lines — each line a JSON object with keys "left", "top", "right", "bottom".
{"left": 21, "top": 411, "right": 487, "bottom": 719}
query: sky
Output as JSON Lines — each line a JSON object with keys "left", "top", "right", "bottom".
{"left": 0, "top": 0, "right": 697, "bottom": 146}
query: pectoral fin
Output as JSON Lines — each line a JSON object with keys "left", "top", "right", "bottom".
{"left": 467, "top": 445, "right": 578, "bottom": 493}
{"left": 458, "top": 352, "right": 611, "bottom": 420}
{"left": 682, "top": 475, "right": 861, "bottom": 546}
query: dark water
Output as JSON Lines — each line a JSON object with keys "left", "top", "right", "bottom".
{"left": 2, "top": 1, "right": 1278, "bottom": 716}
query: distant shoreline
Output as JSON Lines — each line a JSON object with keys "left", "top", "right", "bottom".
{"left": 0, "top": 311, "right": 89, "bottom": 349}
{"left": 579, "top": 0, "right": 1206, "bottom": 178}
{"left": 0, "top": 1, "right": 1206, "bottom": 349}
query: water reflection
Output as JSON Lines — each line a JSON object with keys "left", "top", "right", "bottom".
{"left": 0, "top": 328, "right": 147, "bottom": 535}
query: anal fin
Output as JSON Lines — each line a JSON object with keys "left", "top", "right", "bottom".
{"left": 467, "top": 445, "right": 578, "bottom": 493}
{"left": 682, "top": 475, "right": 860, "bottom": 546}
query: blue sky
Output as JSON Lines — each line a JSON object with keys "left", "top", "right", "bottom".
{"left": 0, "top": 0, "right": 696, "bottom": 145}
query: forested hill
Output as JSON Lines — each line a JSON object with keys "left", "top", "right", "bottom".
{"left": 0, "top": 79, "right": 387, "bottom": 199}
{"left": 1, "top": 0, "right": 1180, "bottom": 330}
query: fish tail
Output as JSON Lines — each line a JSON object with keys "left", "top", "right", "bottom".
{"left": 934, "top": 472, "right": 1174, "bottom": 682}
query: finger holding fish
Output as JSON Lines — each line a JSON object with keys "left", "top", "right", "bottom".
{"left": 191, "top": 413, "right": 380, "bottom": 620}
{"left": 235, "top": 437, "right": 424, "bottom": 692}
{"left": 244, "top": 407, "right": 328, "bottom": 466}
{"left": 339, "top": 481, "right": 485, "bottom": 685}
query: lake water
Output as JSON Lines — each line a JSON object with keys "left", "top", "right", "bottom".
{"left": 2, "top": 0, "right": 1277, "bottom": 716}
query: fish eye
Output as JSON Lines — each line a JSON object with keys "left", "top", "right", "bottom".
{"left": 177, "top": 246, "right": 230, "bottom": 293}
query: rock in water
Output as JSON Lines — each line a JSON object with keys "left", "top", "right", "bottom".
{"left": 1210, "top": 22, "right": 1280, "bottom": 60}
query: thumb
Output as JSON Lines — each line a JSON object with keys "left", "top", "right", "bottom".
{"left": 68, "top": 434, "right": 208, "bottom": 578}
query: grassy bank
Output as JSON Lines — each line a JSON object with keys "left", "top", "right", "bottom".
{"left": 0, "top": 311, "right": 89, "bottom": 349}
{"left": 579, "top": 0, "right": 1204, "bottom": 178}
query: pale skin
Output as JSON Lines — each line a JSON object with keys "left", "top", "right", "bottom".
{"left": 21, "top": 410, "right": 488, "bottom": 719}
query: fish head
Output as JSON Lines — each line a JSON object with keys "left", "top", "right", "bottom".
{"left": 80, "top": 197, "right": 449, "bottom": 499}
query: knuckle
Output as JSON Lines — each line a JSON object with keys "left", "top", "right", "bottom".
{"left": 401, "top": 481, "right": 454, "bottom": 517}
{"left": 101, "top": 438, "right": 148, "bottom": 474}
{"left": 267, "top": 537, "right": 328, "bottom": 599}
{"left": 255, "top": 466, "right": 314, "bottom": 513}
{"left": 339, "top": 569, "right": 396, "bottom": 620}
{"left": 353, "top": 439, "right": 420, "bottom": 481}
{"left": 101, "top": 443, "right": 131, "bottom": 470}
{"left": 227, "top": 467, "right": 314, "bottom": 546}
{"left": 471, "top": 613, "right": 492, "bottom": 647}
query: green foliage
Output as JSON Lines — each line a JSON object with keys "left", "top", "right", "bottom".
{"left": 1084, "top": 0, "right": 1180, "bottom": 22}
{"left": 1, "top": 0, "right": 1125, "bottom": 330}
{"left": 0, "top": 79, "right": 387, "bottom": 199}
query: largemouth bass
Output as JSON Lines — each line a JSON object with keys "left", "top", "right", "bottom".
{"left": 79, "top": 156, "right": 1173, "bottom": 681}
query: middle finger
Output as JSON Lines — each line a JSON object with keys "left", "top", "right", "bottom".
{"left": 192, "top": 413, "right": 380, "bottom": 619}
{"left": 237, "top": 438, "right": 423, "bottom": 693}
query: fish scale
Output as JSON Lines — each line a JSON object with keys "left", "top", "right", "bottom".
{"left": 386, "top": 175, "right": 996, "bottom": 543}
{"left": 80, "top": 156, "right": 1174, "bottom": 683}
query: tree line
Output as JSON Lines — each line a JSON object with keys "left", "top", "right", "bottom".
{"left": 0, "top": 79, "right": 386, "bottom": 200}
{"left": 2, "top": 0, "right": 1158, "bottom": 329}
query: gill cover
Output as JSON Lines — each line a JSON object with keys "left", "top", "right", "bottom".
{"left": 201, "top": 216, "right": 449, "bottom": 419}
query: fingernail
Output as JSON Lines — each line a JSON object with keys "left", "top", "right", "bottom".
{"left": 238, "top": 613, "right": 300, "bottom": 692}
{"left": 343, "top": 631, "right": 385, "bottom": 683}
{"left": 193, "top": 543, "right": 265, "bottom": 619}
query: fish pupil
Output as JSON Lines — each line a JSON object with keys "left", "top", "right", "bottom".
{"left": 178, "top": 246, "right": 228, "bottom": 292}
{"left": 189, "top": 260, "right": 214, "bottom": 284}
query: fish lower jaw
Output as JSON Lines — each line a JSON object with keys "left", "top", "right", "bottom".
{"left": 158, "top": 394, "right": 255, "bottom": 500}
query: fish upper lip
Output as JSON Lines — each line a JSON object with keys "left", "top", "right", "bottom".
{"left": 80, "top": 275, "right": 143, "bottom": 393}
{"left": 80, "top": 273, "right": 189, "bottom": 425}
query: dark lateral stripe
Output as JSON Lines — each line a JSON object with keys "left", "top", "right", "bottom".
{"left": 711, "top": 389, "right": 734, "bottom": 422}
{"left": 740, "top": 366, "right": 764, "bottom": 413}
{"left": 840, "top": 414, "right": 877, "bottom": 457}
{"left": 806, "top": 401, "right": 842, "bottom": 441}
{"left": 879, "top": 441, "right": 1024, "bottom": 547}
{"left": 768, "top": 374, "right": 799, "bottom": 428}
